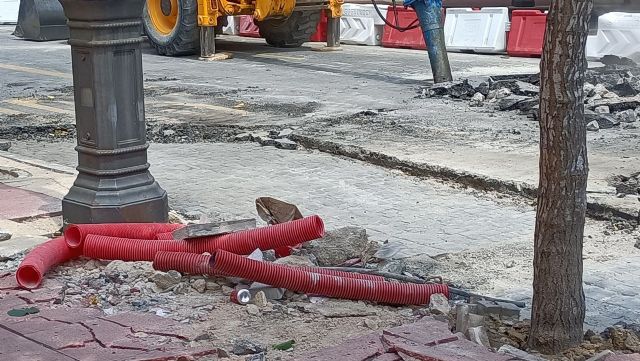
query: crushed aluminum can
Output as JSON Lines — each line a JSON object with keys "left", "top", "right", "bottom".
{"left": 230, "top": 289, "right": 252, "bottom": 305}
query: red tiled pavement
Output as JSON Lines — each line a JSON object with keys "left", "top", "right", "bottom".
{"left": 372, "top": 353, "right": 403, "bottom": 361}
{"left": 0, "top": 183, "right": 61, "bottom": 220}
{"left": 0, "top": 326, "right": 75, "bottom": 360}
{"left": 303, "top": 332, "right": 387, "bottom": 360}
{"left": 608, "top": 355, "right": 640, "bottom": 361}
{"left": 387, "top": 338, "right": 512, "bottom": 361}
{"left": 383, "top": 317, "right": 459, "bottom": 347}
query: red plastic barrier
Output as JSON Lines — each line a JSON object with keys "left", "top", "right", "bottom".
{"left": 83, "top": 216, "right": 325, "bottom": 261}
{"left": 16, "top": 237, "right": 81, "bottom": 289}
{"left": 153, "top": 251, "right": 385, "bottom": 281}
{"left": 382, "top": 7, "right": 426, "bottom": 50}
{"left": 211, "top": 250, "right": 449, "bottom": 305}
{"left": 310, "top": 11, "right": 328, "bottom": 42}
{"left": 507, "top": 10, "right": 547, "bottom": 57}
{"left": 239, "top": 16, "right": 261, "bottom": 38}
{"left": 64, "top": 223, "right": 183, "bottom": 249}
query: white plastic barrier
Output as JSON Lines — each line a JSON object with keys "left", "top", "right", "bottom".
{"left": 444, "top": 7, "right": 509, "bottom": 53}
{"left": 586, "top": 12, "right": 640, "bottom": 63}
{"left": 340, "top": 4, "right": 388, "bottom": 46}
{"left": 223, "top": 16, "right": 240, "bottom": 35}
{"left": 0, "top": 0, "right": 19, "bottom": 24}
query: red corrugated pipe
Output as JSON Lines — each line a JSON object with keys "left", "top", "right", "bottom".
{"left": 64, "top": 223, "right": 183, "bottom": 250}
{"left": 211, "top": 250, "right": 449, "bottom": 305}
{"left": 16, "top": 237, "right": 81, "bottom": 289}
{"left": 83, "top": 216, "right": 324, "bottom": 261}
{"left": 152, "top": 251, "right": 385, "bottom": 281}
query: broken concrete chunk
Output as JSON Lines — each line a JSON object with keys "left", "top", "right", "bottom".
{"left": 595, "top": 105, "right": 610, "bottom": 114}
{"left": 234, "top": 133, "right": 251, "bottom": 142}
{"left": 476, "top": 300, "right": 521, "bottom": 321}
{"left": 277, "top": 128, "right": 294, "bottom": 139}
{"left": 617, "top": 109, "right": 638, "bottom": 123}
{"left": 252, "top": 291, "right": 268, "bottom": 308}
{"left": 428, "top": 293, "right": 451, "bottom": 316}
{"left": 491, "top": 80, "right": 539, "bottom": 97}
{"left": 246, "top": 304, "right": 260, "bottom": 316}
{"left": 589, "top": 95, "right": 640, "bottom": 112}
{"left": 497, "top": 345, "right": 547, "bottom": 361}
{"left": 584, "top": 82, "right": 596, "bottom": 97}
{"left": 191, "top": 279, "right": 206, "bottom": 293}
{"left": 304, "top": 227, "right": 378, "bottom": 266}
{"left": 151, "top": 270, "right": 182, "bottom": 290}
{"left": 273, "top": 255, "right": 316, "bottom": 268}
{"left": 493, "top": 88, "right": 512, "bottom": 100}
{"left": 587, "top": 120, "right": 600, "bottom": 132}
{"left": 0, "top": 140, "right": 10, "bottom": 152}
{"left": 379, "top": 260, "right": 406, "bottom": 275}
{"left": 612, "top": 81, "right": 639, "bottom": 97}
{"left": 586, "top": 350, "right": 615, "bottom": 361}
{"left": 232, "top": 338, "right": 265, "bottom": 355}
{"left": 0, "top": 230, "right": 12, "bottom": 242}
{"left": 255, "top": 135, "right": 276, "bottom": 147}
{"left": 469, "top": 92, "right": 485, "bottom": 107}
{"left": 275, "top": 138, "right": 298, "bottom": 150}
{"left": 497, "top": 95, "right": 531, "bottom": 111}
{"left": 467, "top": 326, "right": 491, "bottom": 347}
{"left": 455, "top": 304, "right": 483, "bottom": 333}
{"left": 428, "top": 80, "right": 476, "bottom": 99}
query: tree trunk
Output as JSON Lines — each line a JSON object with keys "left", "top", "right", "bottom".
{"left": 528, "top": 0, "right": 593, "bottom": 354}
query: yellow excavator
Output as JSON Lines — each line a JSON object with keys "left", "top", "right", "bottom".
{"left": 142, "top": 0, "right": 343, "bottom": 57}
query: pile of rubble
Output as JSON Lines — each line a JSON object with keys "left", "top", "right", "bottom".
{"left": 423, "top": 57, "right": 640, "bottom": 132}
{"left": 234, "top": 128, "right": 299, "bottom": 150}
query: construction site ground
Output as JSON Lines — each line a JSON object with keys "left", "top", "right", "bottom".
{"left": 0, "top": 25, "right": 639, "bottom": 360}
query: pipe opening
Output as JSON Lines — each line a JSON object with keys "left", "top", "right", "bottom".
{"left": 64, "top": 225, "right": 83, "bottom": 249}
{"left": 16, "top": 265, "right": 42, "bottom": 289}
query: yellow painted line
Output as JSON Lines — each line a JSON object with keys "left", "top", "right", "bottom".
{"left": 0, "top": 63, "right": 72, "bottom": 79}
{"left": 0, "top": 106, "right": 22, "bottom": 115}
{"left": 5, "top": 99, "right": 75, "bottom": 115}
{"left": 163, "top": 101, "right": 249, "bottom": 115}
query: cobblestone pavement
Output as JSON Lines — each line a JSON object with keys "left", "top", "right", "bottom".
{"left": 8, "top": 141, "right": 640, "bottom": 329}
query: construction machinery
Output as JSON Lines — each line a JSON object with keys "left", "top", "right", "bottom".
{"left": 142, "top": 0, "right": 344, "bottom": 57}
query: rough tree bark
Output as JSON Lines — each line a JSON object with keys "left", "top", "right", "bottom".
{"left": 528, "top": 0, "right": 593, "bottom": 354}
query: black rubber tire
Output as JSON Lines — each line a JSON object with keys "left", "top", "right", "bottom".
{"left": 256, "top": 10, "right": 321, "bottom": 48}
{"left": 143, "top": 0, "right": 199, "bottom": 56}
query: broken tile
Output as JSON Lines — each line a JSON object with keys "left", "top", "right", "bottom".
{"left": 303, "top": 333, "right": 385, "bottom": 361}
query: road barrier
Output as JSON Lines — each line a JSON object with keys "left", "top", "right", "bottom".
{"left": 587, "top": 12, "right": 640, "bottom": 63}
{"left": 239, "top": 15, "right": 261, "bottom": 38}
{"left": 444, "top": 7, "right": 509, "bottom": 53}
{"left": 507, "top": 9, "right": 547, "bottom": 57}
{"left": 340, "top": 4, "right": 388, "bottom": 46}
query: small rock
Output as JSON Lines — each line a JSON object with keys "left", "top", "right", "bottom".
{"left": 163, "top": 129, "right": 176, "bottom": 136}
{"left": 495, "top": 88, "right": 513, "bottom": 99}
{"left": 252, "top": 291, "right": 268, "bottom": 308}
{"left": 497, "top": 95, "right": 530, "bottom": 111}
{"left": 0, "top": 230, "right": 12, "bottom": 242}
{"left": 0, "top": 140, "right": 11, "bottom": 152}
{"left": 595, "top": 105, "right": 610, "bottom": 114}
{"left": 612, "top": 81, "right": 638, "bottom": 97}
{"left": 469, "top": 92, "right": 485, "bottom": 107}
{"left": 428, "top": 293, "right": 451, "bottom": 316}
{"left": 274, "top": 139, "right": 298, "bottom": 150}
{"left": 363, "top": 318, "right": 379, "bottom": 330}
{"left": 584, "top": 83, "right": 596, "bottom": 97}
{"left": 191, "top": 279, "right": 206, "bottom": 293}
{"left": 256, "top": 136, "right": 276, "bottom": 147}
{"left": 587, "top": 120, "right": 600, "bottom": 132}
{"left": 274, "top": 255, "right": 316, "bottom": 268}
{"left": 304, "top": 227, "right": 378, "bottom": 266}
{"left": 172, "top": 282, "right": 190, "bottom": 294}
{"left": 206, "top": 281, "right": 221, "bottom": 292}
{"left": 246, "top": 304, "right": 260, "bottom": 316}
{"left": 232, "top": 338, "right": 265, "bottom": 355}
{"left": 277, "top": 128, "right": 294, "bottom": 139}
{"left": 245, "top": 353, "right": 266, "bottom": 361}
{"left": 467, "top": 326, "right": 491, "bottom": 347}
{"left": 262, "top": 250, "right": 277, "bottom": 262}
{"left": 505, "top": 260, "right": 516, "bottom": 268}
{"left": 151, "top": 270, "right": 182, "bottom": 290}
{"left": 234, "top": 133, "right": 252, "bottom": 142}
{"left": 617, "top": 109, "right": 637, "bottom": 123}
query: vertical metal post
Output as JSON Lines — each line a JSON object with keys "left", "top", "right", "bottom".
{"left": 326, "top": 14, "right": 340, "bottom": 49}
{"left": 200, "top": 26, "right": 216, "bottom": 59}
{"left": 410, "top": 0, "right": 452, "bottom": 83}
{"left": 58, "top": 0, "right": 168, "bottom": 224}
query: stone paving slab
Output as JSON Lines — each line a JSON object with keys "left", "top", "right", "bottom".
{"left": 0, "top": 183, "right": 61, "bottom": 221}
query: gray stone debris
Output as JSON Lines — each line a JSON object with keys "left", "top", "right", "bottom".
{"left": 469, "top": 92, "right": 485, "bottom": 107}
{"left": 262, "top": 250, "right": 277, "bottom": 262}
{"left": 455, "top": 304, "right": 483, "bottom": 333}
{"left": 497, "top": 345, "right": 547, "bottom": 361}
{"left": 497, "top": 95, "right": 530, "bottom": 111}
{"left": 246, "top": 304, "right": 260, "bottom": 316}
{"left": 246, "top": 353, "right": 266, "bottom": 361}
{"left": 304, "top": 227, "right": 379, "bottom": 266}
{"left": 428, "top": 293, "right": 451, "bottom": 315}
{"left": 0, "top": 140, "right": 10, "bottom": 152}
{"left": 379, "top": 260, "right": 405, "bottom": 274}
{"left": 191, "top": 279, "right": 206, "bottom": 293}
{"left": 105, "top": 260, "right": 154, "bottom": 282}
{"left": 595, "top": 105, "right": 610, "bottom": 114}
{"left": 234, "top": 132, "right": 252, "bottom": 142}
{"left": 586, "top": 350, "right": 615, "bottom": 361}
{"left": 0, "top": 230, "right": 12, "bottom": 242}
{"left": 584, "top": 82, "right": 596, "bottom": 97}
{"left": 467, "top": 326, "right": 491, "bottom": 347}
{"left": 492, "top": 88, "right": 512, "bottom": 100}
{"left": 273, "top": 255, "right": 316, "bottom": 268}
{"left": 253, "top": 135, "right": 277, "bottom": 147}
{"left": 205, "top": 281, "right": 221, "bottom": 291}
{"left": 277, "top": 128, "right": 294, "bottom": 139}
{"left": 150, "top": 270, "right": 182, "bottom": 290}
{"left": 617, "top": 109, "right": 638, "bottom": 123}
{"left": 252, "top": 291, "right": 268, "bottom": 308}
{"left": 275, "top": 138, "right": 298, "bottom": 150}
{"left": 232, "top": 338, "right": 265, "bottom": 355}
{"left": 476, "top": 300, "right": 521, "bottom": 322}
{"left": 587, "top": 120, "right": 600, "bottom": 132}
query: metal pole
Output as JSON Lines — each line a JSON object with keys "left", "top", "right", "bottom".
{"left": 200, "top": 26, "right": 216, "bottom": 59}
{"left": 58, "top": 0, "right": 168, "bottom": 224}
{"left": 410, "top": 0, "right": 452, "bottom": 83}
{"left": 326, "top": 14, "right": 340, "bottom": 48}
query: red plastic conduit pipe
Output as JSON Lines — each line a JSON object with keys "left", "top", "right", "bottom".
{"left": 152, "top": 251, "right": 385, "bottom": 281}
{"left": 211, "top": 250, "right": 449, "bottom": 305}
{"left": 64, "top": 223, "right": 183, "bottom": 250}
{"left": 16, "top": 237, "right": 82, "bottom": 289}
{"left": 83, "top": 216, "right": 325, "bottom": 261}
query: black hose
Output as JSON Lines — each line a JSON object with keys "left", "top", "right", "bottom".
{"left": 370, "top": 0, "right": 421, "bottom": 32}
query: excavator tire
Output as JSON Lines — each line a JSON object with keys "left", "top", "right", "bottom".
{"left": 143, "top": 0, "right": 199, "bottom": 55}
{"left": 256, "top": 10, "right": 321, "bottom": 48}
